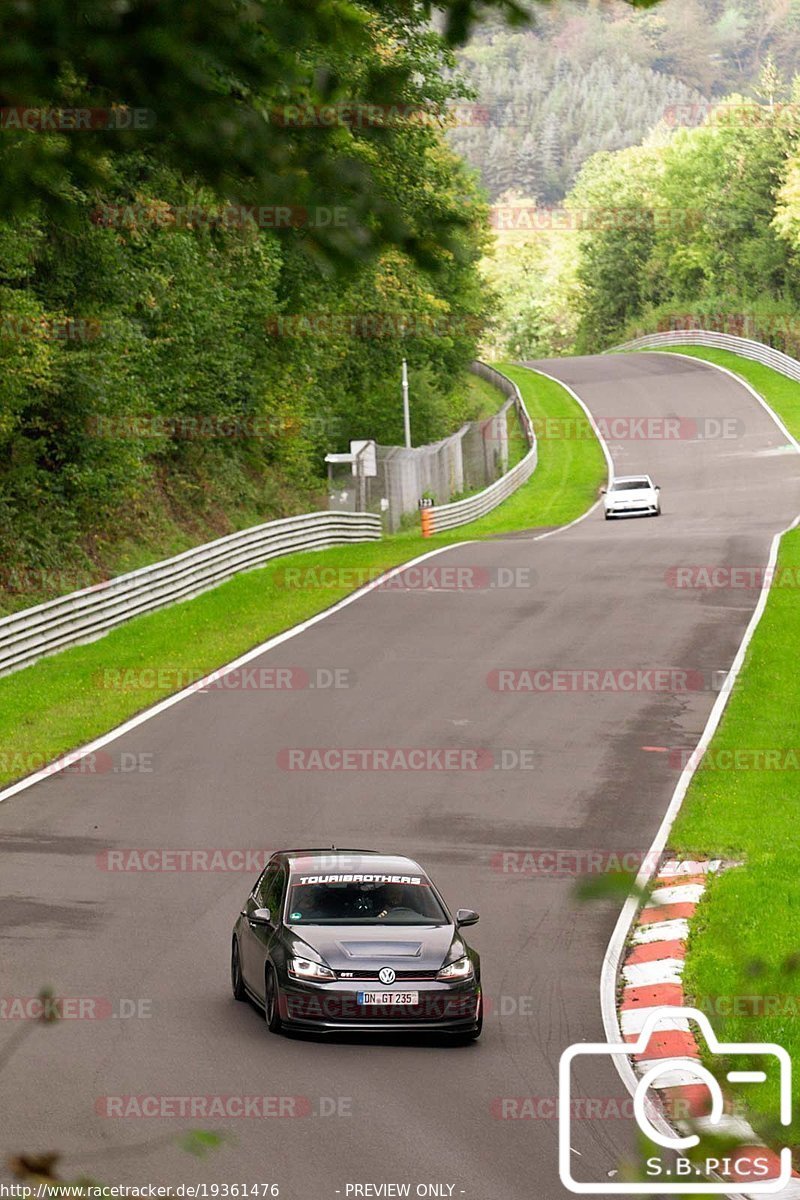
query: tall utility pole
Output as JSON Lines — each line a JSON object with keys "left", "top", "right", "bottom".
{"left": 402, "top": 358, "right": 411, "bottom": 449}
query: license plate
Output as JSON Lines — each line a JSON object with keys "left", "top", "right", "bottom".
{"left": 357, "top": 991, "right": 419, "bottom": 1005}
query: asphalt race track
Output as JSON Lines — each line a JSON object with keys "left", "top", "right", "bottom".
{"left": 2, "top": 352, "right": 799, "bottom": 1198}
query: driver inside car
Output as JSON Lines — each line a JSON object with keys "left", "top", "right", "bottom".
{"left": 375, "top": 883, "right": 418, "bottom": 920}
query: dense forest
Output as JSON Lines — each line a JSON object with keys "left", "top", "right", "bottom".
{"left": 0, "top": 152, "right": 489, "bottom": 591}
{"left": 573, "top": 76, "right": 800, "bottom": 355}
{"left": 453, "top": 0, "right": 800, "bottom": 201}
{"left": 9, "top": 0, "right": 798, "bottom": 606}
{"left": 485, "top": 61, "right": 800, "bottom": 361}
{"left": 0, "top": 2, "right": 496, "bottom": 606}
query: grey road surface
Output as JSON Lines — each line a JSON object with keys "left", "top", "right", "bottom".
{"left": 1, "top": 352, "right": 798, "bottom": 1199}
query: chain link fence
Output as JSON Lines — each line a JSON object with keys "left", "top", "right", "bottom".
{"left": 326, "top": 363, "right": 524, "bottom": 531}
{"left": 420, "top": 363, "right": 537, "bottom": 535}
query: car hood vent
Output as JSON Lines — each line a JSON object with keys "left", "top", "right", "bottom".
{"left": 295, "top": 925, "right": 454, "bottom": 970}
{"left": 338, "top": 941, "right": 423, "bottom": 958}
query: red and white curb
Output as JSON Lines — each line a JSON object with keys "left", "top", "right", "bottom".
{"left": 619, "top": 858, "right": 799, "bottom": 1196}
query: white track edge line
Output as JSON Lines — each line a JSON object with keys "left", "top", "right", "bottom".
{"left": 0, "top": 542, "right": 475, "bottom": 806}
{"left": 632, "top": 349, "right": 800, "bottom": 453}
{"left": 0, "top": 370, "right": 604, "bottom": 807}
{"left": 598, "top": 349, "right": 800, "bottom": 1199}
{"left": 517, "top": 366, "right": 613, "bottom": 542}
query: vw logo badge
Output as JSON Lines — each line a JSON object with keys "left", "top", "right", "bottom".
{"left": 379, "top": 967, "right": 396, "bottom": 985}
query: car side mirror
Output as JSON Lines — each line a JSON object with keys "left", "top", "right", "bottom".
{"left": 655, "top": 485, "right": 661, "bottom": 490}
{"left": 248, "top": 907, "right": 272, "bottom": 926}
{"left": 456, "top": 908, "right": 479, "bottom": 927}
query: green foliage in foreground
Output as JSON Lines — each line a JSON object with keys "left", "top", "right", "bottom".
{"left": 0, "top": 0, "right": 504, "bottom": 612}
{"left": 0, "top": 0, "right": 665, "bottom": 256}
{"left": 0, "top": 366, "right": 605, "bottom": 790}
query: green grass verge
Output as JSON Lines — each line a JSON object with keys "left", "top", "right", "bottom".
{"left": 462, "top": 369, "right": 509, "bottom": 420}
{"left": 659, "top": 345, "right": 800, "bottom": 432}
{"left": 506, "top": 398, "right": 529, "bottom": 469}
{"left": 630, "top": 347, "right": 800, "bottom": 1149}
{"left": 0, "top": 370, "right": 505, "bottom": 620}
{"left": 492, "top": 363, "right": 606, "bottom": 530}
{"left": 0, "top": 365, "right": 604, "bottom": 791}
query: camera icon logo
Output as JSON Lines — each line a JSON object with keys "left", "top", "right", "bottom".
{"left": 558, "top": 1007, "right": 792, "bottom": 1194}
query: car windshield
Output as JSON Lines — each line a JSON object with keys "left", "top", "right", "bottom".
{"left": 285, "top": 877, "right": 449, "bottom": 925}
{"left": 611, "top": 479, "right": 650, "bottom": 491}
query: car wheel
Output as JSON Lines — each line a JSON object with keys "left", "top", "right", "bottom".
{"left": 604, "top": 513, "right": 612, "bottom": 521}
{"left": 264, "top": 965, "right": 283, "bottom": 1034}
{"left": 655, "top": 505, "right": 661, "bottom": 516}
{"left": 231, "top": 937, "right": 246, "bottom": 1002}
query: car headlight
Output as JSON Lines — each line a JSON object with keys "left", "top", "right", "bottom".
{"left": 287, "top": 956, "right": 335, "bottom": 982}
{"left": 437, "top": 955, "right": 473, "bottom": 981}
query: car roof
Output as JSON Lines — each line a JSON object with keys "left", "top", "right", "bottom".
{"left": 273, "top": 847, "right": 381, "bottom": 857}
{"left": 611, "top": 474, "right": 652, "bottom": 483}
{"left": 277, "top": 849, "right": 427, "bottom": 876}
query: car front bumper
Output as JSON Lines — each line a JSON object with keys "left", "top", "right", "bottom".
{"left": 277, "top": 979, "right": 481, "bottom": 1033}
{"left": 605, "top": 503, "right": 658, "bottom": 517}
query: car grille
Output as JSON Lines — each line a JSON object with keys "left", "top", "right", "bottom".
{"left": 334, "top": 969, "right": 439, "bottom": 981}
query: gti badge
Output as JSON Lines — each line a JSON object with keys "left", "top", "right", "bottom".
{"left": 379, "top": 967, "right": 396, "bottom": 985}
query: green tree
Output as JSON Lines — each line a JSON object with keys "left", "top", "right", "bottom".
{"left": 566, "top": 142, "right": 662, "bottom": 348}
{"left": 0, "top": 0, "right": 664, "bottom": 264}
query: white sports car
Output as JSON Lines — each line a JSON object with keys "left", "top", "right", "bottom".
{"left": 603, "top": 475, "right": 661, "bottom": 520}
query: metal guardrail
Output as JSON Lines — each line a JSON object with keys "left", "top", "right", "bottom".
{"left": 0, "top": 511, "right": 382, "bottom": 678}
{"left": 1, "top": 360, "right": 533, "bottom": 674}
{"left": 421, "top": 363, "right": 537, "bottom": 534}
{"left": 610, "top": 330, "right": 800, "bottom": 384}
